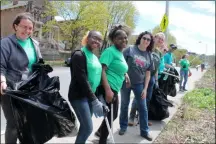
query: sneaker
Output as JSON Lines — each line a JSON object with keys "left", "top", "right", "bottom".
{"left": 183, "top": 89, "right": 188, "bottom": 91}
{"left": 128, "top": 118, "right": 135, "bottom": 126}
{"left": 118, "top": 129, "right": 126, "bottom": 135}
{"left": 94, "top": 131, "right": 100, "bottom": 138}
{"left": 148, "top": 122, "right": 153, "bottom": 126}
{"left": 142, "top": 134, "right": 153, "bottom": 141}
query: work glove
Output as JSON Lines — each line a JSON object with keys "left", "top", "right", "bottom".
{"left": 155, "top": 80, "right": 159, "bottom": 88}
{"left": 91, "top": 99, "right": 104, "bottom": 118}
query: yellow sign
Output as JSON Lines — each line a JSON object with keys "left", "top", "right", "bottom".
{"left": 160, "top": 14, "right": 169, "bottom": 32}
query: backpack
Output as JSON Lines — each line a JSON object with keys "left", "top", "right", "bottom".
{"left": 70, "top": 49, "right": 87, "bottom": 75}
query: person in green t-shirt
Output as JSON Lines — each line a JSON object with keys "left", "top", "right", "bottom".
{"left": 68, "top": 30, "right": 105, "bottom": 144}
{"left": 179, "top": 54, "right": 191, "bottom": 91}
{"left": 1, "top": 12, "right": 42, "bottom": 144}
{"left": 95, "top": 24, "right": 130, "bottom": 143}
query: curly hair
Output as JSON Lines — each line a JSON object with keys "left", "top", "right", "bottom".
{"left": 135, "top": 31, "right": 154, "bottom": 52}
{"left": 108, "top": 24, "right": 131, "bottom": 42}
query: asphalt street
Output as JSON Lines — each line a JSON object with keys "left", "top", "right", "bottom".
{"left": 1, "top": 66, "right": 204, "bottom": 143}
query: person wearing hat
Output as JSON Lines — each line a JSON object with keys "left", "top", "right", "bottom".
{"left": 164, "top": 44, "right": 177, "bottom": 69}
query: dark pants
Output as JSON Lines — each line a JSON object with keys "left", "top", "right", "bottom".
{"left": 1, "top": 95, "right": 18, "bottom": 144}
{"left": 96, "top": 87, "right": 119, "bottom": 144}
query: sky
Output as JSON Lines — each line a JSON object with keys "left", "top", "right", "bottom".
{"left": 133, "top": 1, "right": 215, "bottom": 55}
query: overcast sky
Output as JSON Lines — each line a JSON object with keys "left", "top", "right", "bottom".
{"left": 133, "top": 1, "right": 215, "bottom": 55}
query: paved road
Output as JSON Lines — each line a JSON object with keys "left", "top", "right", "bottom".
{"left": 1, "top": 67, "right": 205, "bottom": 143}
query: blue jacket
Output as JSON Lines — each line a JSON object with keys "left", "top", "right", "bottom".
{"left": 1, "top": 34, "right": 42, "bottom": 84}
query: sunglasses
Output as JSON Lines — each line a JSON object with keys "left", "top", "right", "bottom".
{"left": 142, "top": 37, "right": 151, "bottom": 42}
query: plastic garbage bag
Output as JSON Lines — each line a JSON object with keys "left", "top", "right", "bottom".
{"left": 158, "top": 68, "right": 179, "bottom": 96}
{"left": 5, "top": 60, "right": 77, "bottom": 144}
{"left": 148, "top": 87, "right": 173, "bottom": 120}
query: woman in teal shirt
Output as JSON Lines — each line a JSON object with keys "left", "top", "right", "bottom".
{"left": 179, "top": 54, "right": 191, "bottom": 91}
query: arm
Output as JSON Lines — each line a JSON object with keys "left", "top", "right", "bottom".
{"left": 1, "top": 41, "right": 9, "bottom": 94}
{"left": 99, "top": 48, "right": 115, "bottom": 103}
{"left": 1, "top": 44, "right": 9, "bottom": 80}
{"left": 144, "top": 71, "right": 151, "bottom": 90}
{"left": 101, "top": 64, "right": 111, "bottom": 92}
{"left": 71, "top": 52, "right": 96, "bottom": 102}
{"left": 125, "top": 73, "right": 131, "bottom": 88}
{"left": 101, "top": 64, "right": 114, "bottom": 103}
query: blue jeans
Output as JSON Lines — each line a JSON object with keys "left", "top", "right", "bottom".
{"left": 120, "top": 82, "right": 149, "bottom": 136}
{"left": 129, "top": 76, "right": 155, "bottom": 118}
{"left": 70, "top": 97, "right": 93, "bottom": 144}
{"left": 179, "top": 69, "right": 188, "bottom": 89}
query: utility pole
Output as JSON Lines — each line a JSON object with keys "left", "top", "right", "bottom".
{"left": 165, "top": 1, "right": 169, "bottom": 43}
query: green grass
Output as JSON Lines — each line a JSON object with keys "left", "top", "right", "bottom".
{"left": 183, "top": 88, "right": 215, "bottom": 110}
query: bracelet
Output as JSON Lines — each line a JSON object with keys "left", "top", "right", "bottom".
{"left": 1, "top": 81, "right": 6, "bottom": 83}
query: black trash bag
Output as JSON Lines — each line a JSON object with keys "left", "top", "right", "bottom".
{"left": 158, "top": 68, "right": 179, "bottom": 97}
{"left": 148, "top": 87, "right": 173, "bottom": 120}
{"left": 5, "top": 62, "right": 77, "bottom": 144}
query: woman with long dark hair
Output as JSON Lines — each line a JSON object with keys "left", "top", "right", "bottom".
{"left": 119, "top": 31, "right": 154, "bottom": 141}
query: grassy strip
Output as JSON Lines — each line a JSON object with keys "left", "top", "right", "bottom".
{"left": 154, "top": 68, "right": 215, "bottom": 143}
{"left": 183, "top": 88, "right": 215, "bottom": 111}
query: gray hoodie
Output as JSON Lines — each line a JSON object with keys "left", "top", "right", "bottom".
{"left": 1, "top": 34, "right": 42, "bottom": 84}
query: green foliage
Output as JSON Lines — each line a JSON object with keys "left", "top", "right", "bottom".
{"left": 151, "top": 25, "right": 177, "bottom": 46}
{"left": 0, "top": 0, "right": 11, "bottom": 5}
{"left": 183, "top": 88, "right": 215, "bottom": 110}
{"left": 173, "top": 49, "right": 187, "bottom": 65}
{"left": 188, "top": 55, "right": 202, "bottom": 67}
{"left": 42, "top": 1, "right": 138, "bottom": 51}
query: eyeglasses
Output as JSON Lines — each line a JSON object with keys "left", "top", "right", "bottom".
{"left": 142, "top": 37, "right": 151, "bottom": 42}
{"left": 91, "top": 36, "right": 103, "bottom": 43}
{"left": 18, "top": 24, "right": 33, "bottom": 31}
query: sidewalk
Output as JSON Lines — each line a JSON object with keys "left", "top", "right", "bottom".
{"left": 1, "top": 68, "right": 205, "bottom": 143}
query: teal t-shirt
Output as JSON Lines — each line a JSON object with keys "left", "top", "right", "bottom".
{"left": 164, "top": 52, "right": 173, "bottom": 65}
{"left": 17, "top": 38, "right": 36, "bottom": 71}
{"left": 158, "top": 56, "right": 165, "bottom": 74}
{"left": 100, "top": 45, "right": 128, "bottom": 92}
{"left": 81, "top": 47, "right": 102, "bottom": 93}
{"left": 179, "top": 59, "right": 190, "bottom": 71}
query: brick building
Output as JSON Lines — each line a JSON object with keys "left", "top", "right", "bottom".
{"left": 1, "top": 0, "right": 62, "bottom": 60}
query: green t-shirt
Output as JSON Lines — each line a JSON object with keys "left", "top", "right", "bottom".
{"left": 179, "top": 59, "right": 190, "bottom": 71}
{"left": 17, "top": 38, "right": 36, "bottom": 71}
{"left": 82, "top": 47, "right": 102, "bottom": 93}
{"left": 100, "top": 45, "right": 128, "bottom": 92}
{"left": 159, "top": 56, "right": 165, "bottom": 74}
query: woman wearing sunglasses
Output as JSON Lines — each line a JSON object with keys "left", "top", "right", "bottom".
{"left": 119, "top": 31, "right": 154, "bottom": 141}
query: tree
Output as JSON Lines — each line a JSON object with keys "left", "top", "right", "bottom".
{"left": 1, "top": 0, "right": 11, "bottom": 6}
{"left": 173, "top": 49, "right": 187, "bottom": 65}
{"left": 42, "top": 1, "right": 138, "bottom": 52}
{"left": 100, "top": 1, "right": 138, "bottom": 53}
{"left": 188, "top": 55, "right": 202, "bottom": 67}
{"left": 151, "top": 25, "right": 177, "bottom": 46}
{"left": 42, "top": 1, "right": 110, "bottom": 50}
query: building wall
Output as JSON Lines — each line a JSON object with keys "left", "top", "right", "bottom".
{"left": 1, "top": 6, "right": 26, "bottom": 38}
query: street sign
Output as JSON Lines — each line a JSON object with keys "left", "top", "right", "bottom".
{"left": 160, "top": 14, "right": 169, "bottom": 32}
